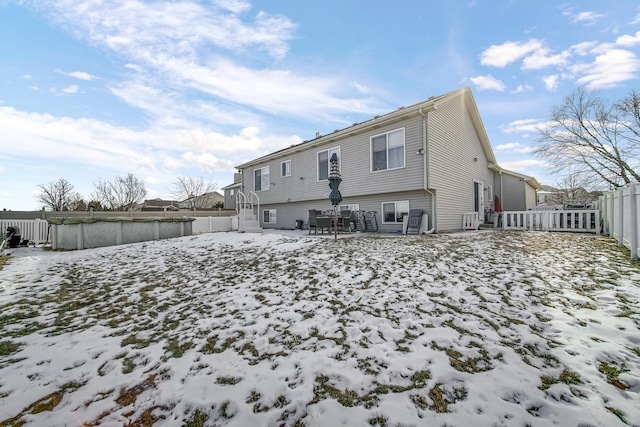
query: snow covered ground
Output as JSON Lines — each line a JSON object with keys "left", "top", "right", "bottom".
{"left": 0, "top": 230, "right": 639, "bottom": 427}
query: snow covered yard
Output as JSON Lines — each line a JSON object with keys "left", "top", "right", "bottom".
{"left": 0, "top": 230, "right": 639, "bottom": 427}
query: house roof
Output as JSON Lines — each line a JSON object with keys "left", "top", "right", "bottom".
{"left": 143, "top": 198, "right": 179, "bottom": 207}
{"left": 498, "top": 168, "right": 542, "bottom": 190}
{"left": 221, "top": 182, "right": 242, "bottom": 191}
{"left": 236, "top": 86, "right": 498, "bottom": 169}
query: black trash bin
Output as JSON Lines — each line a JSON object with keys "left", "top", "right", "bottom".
{"left": 6, "top": 226, "right": 21, "bottom": 248}
{"left": 295, "top": 220, "right": 304, "bottom": 230}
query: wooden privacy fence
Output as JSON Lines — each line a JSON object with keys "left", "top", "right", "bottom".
{"left": 596, "top": 182, "right": 639, "bottom": 259}
{"left": 0, "top": 219, "right": 49, "bottom": 244}
{"left": 500, "top": 210, "right": 600, "bottom": 235}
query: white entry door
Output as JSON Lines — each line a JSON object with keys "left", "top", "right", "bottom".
{"left": 474, "top": 180, "right": 484, "bottom": 223}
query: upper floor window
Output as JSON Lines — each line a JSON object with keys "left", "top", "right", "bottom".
{"left": 254, "top": 166, "right": 270, "bottom": 191}
{"left": 371, "top": 128, "right": 405, "bottom": 172}
{"left": 381, "top": 200, "right": 409, "bottom": 223}
{"left": 229, "top": 188, "right": 235, "bottom": 200}
{"left": 281, "top": 160, "right": 291, "bottom": 177}
{"left": 318, "top": 147, "right": 340, "bottom": 181}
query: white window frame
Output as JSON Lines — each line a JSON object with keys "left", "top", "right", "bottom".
{"left": 371, "top": 128, "right": 405, "bottom": 173}
{"left": 381, "top": 200, "right": 410, "bottom": 224}
{"left": 317, "top": 146, "right": 340, "bottom": 181}
{"left": 281, "top": 159, "right": 291, "bottom": 177}
{"left": 229, "top": 188, "right": 235, "bottom": 201}
{"left": 263, "top": 209, "right": 276, "bottom": 224}
{"left": 254, "top": 166, "right": 270, "bottom": 192}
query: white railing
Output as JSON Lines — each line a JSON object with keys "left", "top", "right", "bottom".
{"left": 236, "top": 190, "right": 260, "bottom": 231}
{"left": 0, "top": 219, "right": 49, "bottom": 245}
{"left": 596, "top": 182, "right": 639, "bottom": 259}
{"left": 462, "top": 212, "right": 479, "bottom": 230}
{"left": 501, "top": 210, "right": 600, "bottom": 235}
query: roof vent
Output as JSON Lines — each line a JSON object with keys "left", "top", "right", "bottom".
{"left": 315, "top": 132, "right": 320, "bottom": 138}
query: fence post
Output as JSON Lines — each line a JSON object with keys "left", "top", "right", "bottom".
{"left": 617, "top": 187, "right": 624, "bottom": 248}
{"left": 629, "top": 183, "right": 638, "bottom": 259}
{"left": 544, "top": 211, "right": 549, "bottom": 232}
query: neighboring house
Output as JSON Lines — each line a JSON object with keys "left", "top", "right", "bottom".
{"left": 537, "top": 185, "right": 563, "bottom": 206}
{"left": 138, "top": 199, "right": 180, "bottom": 212}
{"left": 536, "top": 185, "right": 601, "bottom": 208}
{"left": 232, "top": 86, "right": 541, "bottom": 233}
{"left": 178, "top": 191, "right": 225, "bottom": 209}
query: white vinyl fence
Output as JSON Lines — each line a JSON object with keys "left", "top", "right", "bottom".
{"left": 191, "top": 216, "right": 236, "bottom": 234}
{"left": 596, "top": 182, "right": 639, "bottom": 259}
{"left": 0, "top": 219, "right": 49, "bottom": 245}
{"left": 500, "top": 210, "right": 600, "bottom": 234}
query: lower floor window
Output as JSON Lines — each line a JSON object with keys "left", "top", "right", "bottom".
{"left": 263, "top": 209, "right": 277, "bottom": 223}
{"left": 382, "top": 201, "right": 409, "bottom": 223}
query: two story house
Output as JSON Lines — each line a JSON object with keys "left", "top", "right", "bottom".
{"left": 229, "top": 86, "right": 539, "bottom": 233}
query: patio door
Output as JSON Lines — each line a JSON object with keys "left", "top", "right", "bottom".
{"left": 474, "top": 180, "right": 485, "bottom": 224}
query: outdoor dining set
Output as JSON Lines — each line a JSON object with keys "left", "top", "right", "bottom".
{"left": 307, "top": 209, "right": 378, "bottom": 234}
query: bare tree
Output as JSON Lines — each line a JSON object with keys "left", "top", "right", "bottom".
{"left": 171, "top": 176, "right": 218, "bottom": 209}
{"left": 36, "top": 178, "right": 81, "bottom": 211}
{"left": 535, "top": 87, "right": 640, "bottom": 190}
{"left": 555, "top": 169, "right": 595, "bottom": 206}
{"left": 92, "top": 173, "right": 147, "bottom": 211}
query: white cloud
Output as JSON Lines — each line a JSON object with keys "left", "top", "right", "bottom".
{"left": 543, "top": 75, "right": 560, "bottom": 92}
{"left": 522, "top": 49, "right": 570, "bottom": 70}
{"left": 573, "top": 49, "right": 640, "bottom": 89}
{"left": 179, "top": 152, "right": 236, "bottom": 173}
{"left": 511, "top": 84, "right": 533, "bottom": 94}
{"left": 351, "top": 82, "right": 370, "bottom": 94}
{"left": 495, "top": 142, "right": 533, "bottom": 154}
{"left": 502, "top": 118, "right": 541, "bottom": 134}
{"left": 571, "top": 41, "right": 600, "bottom": 56}
{"left": 210, "top": 0, "right": 252, "bottom": 14}
{"left": 38, "top": 0, "right": 297, "bottom": 59}
{"left": 56, "top": 69, "right": 97, "bottom": 80}
{"left": 0, "top": 106, "right": 298, "bottom": 178}
{"left": 480, "top": 39, "right": 543, "bottom": 67}
{"left": 567, "top": 11, "right": 607, "bottom": 25}
{"left": 62, "top": 85, "right": 79, "bottom": 94}
{"left": 616, "top": 31, "right": 640, "bottom": 47}
{"left": 22, "top": 74, "right": 32, "bottom": 79}
{"left": 26, "top": 0, "right": 378, "bottom": 124}
{"left": 499, "top": 159, "right": 548, "bottom": 172}
{"left": 469, "top": 75, "right": 505, "bottom": 91}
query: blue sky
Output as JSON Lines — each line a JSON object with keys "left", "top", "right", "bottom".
{"left": 1, "top": 0, "right": 639, "bottom": 210}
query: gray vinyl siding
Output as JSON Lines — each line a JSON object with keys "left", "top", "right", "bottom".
{"left": 525, "top": 183, "right": 537, "bottom": 209}
{"left": 501, "top": 174, "right": 526, "bottom": 211}
{"left": 428, "top": 95, "right": 495, "bottom": 232}
{"left": 257, "top": 190, "right": 433, "bottom": 232}
{"left": 241, "top": 117, "right": 426, "bottom": 206}
{"left": 223, "top": 185, "right": 239, "bottom": 210}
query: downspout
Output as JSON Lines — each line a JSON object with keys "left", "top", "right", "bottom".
{"left": 419, "top": 108, "right": 436, "bottom": 234}
{"left": 499, "top": 170, "right": 504, "bottom": 210}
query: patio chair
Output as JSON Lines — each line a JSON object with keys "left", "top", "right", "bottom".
{"left": 308, "top": 209, "right": 319, "bottom": 235}
{"left": 316, "top": 216, "right": 332, "bottom": 234}
{"left": 406, "top": 209, "right": 423, "bottom": 234}
{"left": 364, "top": 211, "right": 378, "bottom": 231}
{"left": 339, "top": 210, "right": 351, "bottom": 232}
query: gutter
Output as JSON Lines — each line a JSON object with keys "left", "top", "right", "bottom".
{"left": 419, "top": 107, "right": 436, "bottom": 234}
